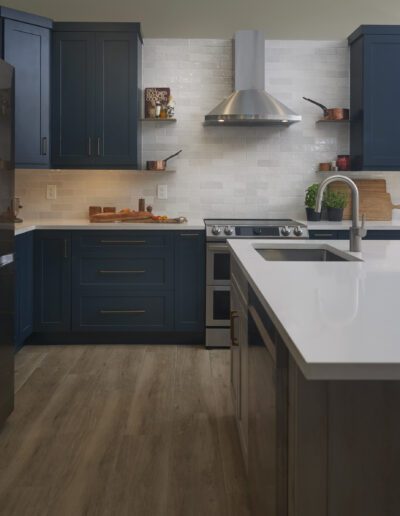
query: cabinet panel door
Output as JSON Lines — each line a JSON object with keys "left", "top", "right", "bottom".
{"left": 364, "top": 35, "right": 400, "bottom": 170}
{"left": 34, "top": 231, "right": 71, "bottom": 332}
{"left": 4, "top": 19, "right": 50, "bottom": 168}
{"left": 52, "top": 32, "right": 96, "bottom": 167}
{"left": 174, "top": 231, "right": 205, "bottom": 332}
{"left": 95, "top": 32, "right": 139, "bottom": 167}
{"left": 15, "top": 232, "right": 34, "bottom": 349}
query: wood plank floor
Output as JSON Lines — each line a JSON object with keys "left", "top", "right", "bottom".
{"left": 0, "top": 345, "right": 250, "bottom": 516}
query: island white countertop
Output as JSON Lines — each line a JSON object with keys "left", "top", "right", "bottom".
{"left": 14, "top": 218, "right": 205, "bottom": 235}
{"left": 228, "top": 238, "right": 400, "bottom": 381}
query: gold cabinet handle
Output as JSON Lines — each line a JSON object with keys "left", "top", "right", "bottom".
{"left": 100, "top": 310, "right": 146, "bottom": 315}
{"left": 230, "top": 310, "right": 239, "bottom": 346}
{"left": 100, "top": 240, "right": 146, "bottom": 244}
{"left": 99, "top": 270, "right": 146, "bottom": 274}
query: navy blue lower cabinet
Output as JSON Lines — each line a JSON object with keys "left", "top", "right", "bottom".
{"left": 15, "top": 232, "right": 34, "bottom": 350}
{"left": 310, "top": 229, "right": 400, "bottom": 240}
{"left": 174, "top": 231, "right": 205, "bottom": 332}
{"left": 72, "top": 290, "right": 173, "bottom": 331}
{"left": 309, "top": 230, "right": 339, "bottom": 240}
{"left": 34, "top": 231, "right": 72, "bottom": 332}
{"left": 364, "top": 230, "right": 400, "bottom": 240}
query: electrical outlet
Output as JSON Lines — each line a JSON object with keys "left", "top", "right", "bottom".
{"left": 46, "top": 184, "right": 57, "bottom": 200}
{"left": 157, "top": 184, "right": 168, "bottom": 200}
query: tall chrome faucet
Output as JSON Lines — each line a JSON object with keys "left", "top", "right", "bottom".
{"left": 315, "top": 175, "right": 366, "bottom": 252}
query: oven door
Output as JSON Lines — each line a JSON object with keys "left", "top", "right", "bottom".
{"left": 206, "top": 243, "right": 231, "bottom": 286}
{"left": 206, "top": 286, "right": 230, "bottom": 327}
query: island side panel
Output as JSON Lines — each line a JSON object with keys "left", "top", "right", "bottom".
{"left": 328, "top": 380, "right": 400, "bottom": 516}
{"left": 288, "top": 356, "right": 329, "bottom": 516}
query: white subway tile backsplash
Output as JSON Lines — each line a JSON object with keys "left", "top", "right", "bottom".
{"left": 15, "top": 38, "right": 400, "bottom": 221}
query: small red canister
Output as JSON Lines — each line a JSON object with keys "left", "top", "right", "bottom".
{"left": 337, "top": 155, "right": 350, "bottom": 171}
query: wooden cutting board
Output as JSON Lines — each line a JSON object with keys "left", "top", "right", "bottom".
{"left": 328, "top": 179, "right": 394, "bottom": 220}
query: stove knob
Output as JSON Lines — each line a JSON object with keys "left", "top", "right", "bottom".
{"left": 224, "top": 226, "right": 234, "bottom": 236}
{"left": 281, "top": 226, "right": 291, "bottom": 237}
{"left": 211, "top": 225, "right": 222, "bottom": 235}
{"left": 293, "top": 226, "right": 303, "bottom": 237}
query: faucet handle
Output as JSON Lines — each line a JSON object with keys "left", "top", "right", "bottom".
{"left": 361, "top": 213, "right": 367, "bottom": 238}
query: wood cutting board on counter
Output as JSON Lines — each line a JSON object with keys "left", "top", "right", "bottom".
{"left": 328, "top": 179, "right": 400, "bottom": 220}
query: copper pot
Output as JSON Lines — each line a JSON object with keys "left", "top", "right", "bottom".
{"left": 303, "top": 97, "right": 349, "bottom": 121}
{"left": 146, "top": 150, "right": 182, "bottom": 171}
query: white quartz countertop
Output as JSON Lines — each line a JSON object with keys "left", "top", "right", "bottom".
{"left": 14, "top": 219, "right": 205, "bottom": 235}
{"left": 228, "top": 238, "right": 400, "bottom": 381}
{"left": 304, "top": 220, "right": 400, "bottom": 230}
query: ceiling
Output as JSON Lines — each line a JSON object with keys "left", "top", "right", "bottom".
{"left": 3, "top": 0, "right": 400, "bottom": 39}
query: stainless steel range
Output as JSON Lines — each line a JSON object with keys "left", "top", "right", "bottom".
{"left": 204, "top": 219, "right": 308, "bottom": 348}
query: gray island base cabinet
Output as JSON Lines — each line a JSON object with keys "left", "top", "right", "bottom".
{"left": 230, "top": 254, "right": 400, "bottom": 516}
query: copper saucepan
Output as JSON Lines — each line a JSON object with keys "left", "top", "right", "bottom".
{"left": 302, "top": 97, "right": 349, "bottom": 121}
{"left": 146, "top": 150, "right": 182, "bottom": 171}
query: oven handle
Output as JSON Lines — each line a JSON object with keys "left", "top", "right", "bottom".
{"left": 207, "top": 243, "right": 230, "bottom": 251}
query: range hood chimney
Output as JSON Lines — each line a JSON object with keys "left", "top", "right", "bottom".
{"left": 204, "top": 30, "right": 301, "bottom": 126}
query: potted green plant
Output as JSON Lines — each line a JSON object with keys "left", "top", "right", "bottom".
{"left": 325, "top": 190, "right": 348, "bottom": 221}
{"left": 305, "top": 183, "right": 322, "bottom": 221}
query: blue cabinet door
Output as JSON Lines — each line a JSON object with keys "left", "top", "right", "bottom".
{"left": 15, "top": 232, "right": 34, "bottom": 350}
{"left": 349, "top": 27, "right": 400, "bottom": 170}
{"left": 34, "top": 231, "right": 71, "bottom": 332}
{"left": 174, "top": 231, "right": 205, "bottom": 332}
{"left": 52, "top": 32, "right": 96, "bottom": 168}
{"left": 52, "top": 25, "right": 142, "bottom": 169}
{"left": 95, "top": 32, "right": 140, "bottom": 168}
{"left": 363, "top": 35, "right": 400, "bottom": 170}
{"left": 3, "top": 19, "right": 50, "bottom": 168}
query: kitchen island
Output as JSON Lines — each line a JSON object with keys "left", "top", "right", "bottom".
{"left": 228, "top": 238, "right": 400, "bottom": 516}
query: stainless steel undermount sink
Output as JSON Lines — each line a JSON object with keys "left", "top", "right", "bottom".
{"left": 256, "top": 247, "right": 361, "bottom": 262}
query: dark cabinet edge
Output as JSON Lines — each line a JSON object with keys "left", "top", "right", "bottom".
{"left": 0, "top": 6, "right": 53, "bottom": 29}
{"left": 348, "top": 24, "right": 400, "bottom": 44}
{"left": 53, "top": 22, "right": 143, "bottom": 42}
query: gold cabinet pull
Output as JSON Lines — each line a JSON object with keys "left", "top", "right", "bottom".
{"left": 100, "top": 240, "right": 146, "bottom": 244}
{"left": 99, "top": 270, "right": 146, "bottom": 274}
{"left": 100, "top": 310, "right": 146, "bottom": 315}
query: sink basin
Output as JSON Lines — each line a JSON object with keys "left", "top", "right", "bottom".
{"left": 256, "top": 247, "right": 360, "bottom": 262}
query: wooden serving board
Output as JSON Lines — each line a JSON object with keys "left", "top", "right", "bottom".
{"left": 328, "top": 179, "right": 392, "bottom": 220}
{"left": 90, "top": 216, "right": 187, "bottom": 224}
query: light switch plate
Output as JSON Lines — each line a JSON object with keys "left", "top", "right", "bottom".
{"left": 46, "top": 184, "right": 57, "bottom": 200}
{"left": 157, "top": 184, "right": 168, "bottom": 200}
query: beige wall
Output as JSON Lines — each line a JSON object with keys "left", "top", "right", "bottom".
{"left": 3, "top": 0, "right": 400, "bottom": 39}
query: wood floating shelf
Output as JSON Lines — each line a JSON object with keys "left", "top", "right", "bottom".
{"left": 136, "top": 169, "right": 176, "bottom": 173}
{"left": 140, "top": 118, "right": 177, "bottom": 122}
{"left": 315, "top": 170, "right": 356, "bottom": 175}
{"left": 316, "top": 119, "right": 350, "bottom": 123}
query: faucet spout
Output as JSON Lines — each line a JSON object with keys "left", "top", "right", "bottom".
{"left": 314, "top": 175, "right": 366, "bottom": 252}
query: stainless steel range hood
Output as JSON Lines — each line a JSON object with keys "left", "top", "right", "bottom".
{"left": 204, "top": 30, "right": 301, "bottom": 126}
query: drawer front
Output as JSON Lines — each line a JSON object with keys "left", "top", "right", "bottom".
{"left": 74, "top": 231, "right": 171, "bottom": 253}
{"left": 77, "top": 256, "right": 172, "bottom": 289}
{"left": 72, "top": 292, "right": 173, "bottom": 331}
{"left": 309, "top": 230, "right": 338, "bottom": 240}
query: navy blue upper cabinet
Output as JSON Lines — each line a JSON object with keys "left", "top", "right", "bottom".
{"left": 349, "top": 26, "right": 400, "bottom": 171}
{"left": 52, "top": 23, "right": 142, "bottom": 169}
{"left": 174, "top": 231, "right": 205, "bottom": 332}
{"left": 52, "top": 31, "right": 96, "bottom": 168}
{"left": 0, "top": 8, "right": 52, "bottom": 168}
{"left": 34, "top": 231, "right": 71, "bottom": 332}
